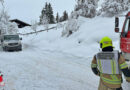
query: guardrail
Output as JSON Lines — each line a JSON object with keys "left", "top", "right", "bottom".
{"left": 18, "top": 26, "right": 56, "bottom": 35}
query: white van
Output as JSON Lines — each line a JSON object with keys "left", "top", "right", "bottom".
{"left": 1, "top": 34, "right": 22, "bottom": 51}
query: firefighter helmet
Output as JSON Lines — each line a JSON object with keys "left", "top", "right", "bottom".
{"left": 100, "top": 37, "right": 114, "bottom": 49}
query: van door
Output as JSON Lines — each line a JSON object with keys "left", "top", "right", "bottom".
{"left": 120, "top": 17, "right": 130, "bottom": 53}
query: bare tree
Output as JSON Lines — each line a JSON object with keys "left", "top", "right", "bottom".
{"left": 0, "top": 1, "right": 18, "bottom": 35}
{"left": 0, "top": 10, "right": 10, "bottom": 35}
{"left": 41, "top": 15, "right": 49, "bottom": 32}
{"left": 7, "top": 22, "right": 18, "bottom": 34}
{"left": 31, "top": 20, "right": 38, "bottom": 34}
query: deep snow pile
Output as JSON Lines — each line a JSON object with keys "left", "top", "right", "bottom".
{"left": 0, "top": 16, "right": 130, "bottom": 90}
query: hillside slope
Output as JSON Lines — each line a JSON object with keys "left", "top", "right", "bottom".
{"left": 0, "top": 16, "right": 130, "bottom": 90}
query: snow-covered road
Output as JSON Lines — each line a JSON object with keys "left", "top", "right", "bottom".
{"left": 0, "top": 44, "right": 129, "bottom": 90}
{"left": 0, "top": 44, "right": 99, "bottom": 90}
{"left": 0, "top": 16, "right": 130, "bottom": 90}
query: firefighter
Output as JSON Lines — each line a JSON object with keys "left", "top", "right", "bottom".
{"left": 91, "top": 36, "right": 130, "bottom": 90}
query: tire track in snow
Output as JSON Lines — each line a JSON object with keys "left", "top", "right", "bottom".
{"left": 28, "top": 47, "right": 99, "bottom": 89}
{"left": 31, "top": 47, "right": 130, "bottom": 90}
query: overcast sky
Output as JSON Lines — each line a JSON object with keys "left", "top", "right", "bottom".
{"left": 4, "top": 0, "right": 76, "bottom": 23}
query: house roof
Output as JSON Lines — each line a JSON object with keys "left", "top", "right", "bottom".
{"left": 10, "top": 19, "right": 31, "bottom": 26}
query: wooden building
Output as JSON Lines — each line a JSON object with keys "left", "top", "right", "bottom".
{"left": 10, "top": 19, "right": 31, "bottom": 28}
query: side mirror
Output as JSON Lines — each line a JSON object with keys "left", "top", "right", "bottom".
{"left": 20, "top": 38, "right": 22, "bottom": 40}
{"left": 115, "top": 17, "right": 119, "bottom": 33}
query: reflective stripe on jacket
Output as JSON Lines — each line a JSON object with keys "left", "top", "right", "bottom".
{"left": 96, "top": 50, "right": 121, "bottom": 74}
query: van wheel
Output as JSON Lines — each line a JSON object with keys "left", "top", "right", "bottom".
{"left": 19, "top": 48, "right": 22, "bottom": 51}
{"left": 20, "top": 48, "right": 22, "bottom": 51}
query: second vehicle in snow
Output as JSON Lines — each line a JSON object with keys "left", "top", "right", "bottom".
{"left": 1, "top": 34, "right": 22, "bottom": 51}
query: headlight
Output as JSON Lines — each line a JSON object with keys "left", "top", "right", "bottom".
{"left": 3, "top": 42, "right": 8, "bottom": 45}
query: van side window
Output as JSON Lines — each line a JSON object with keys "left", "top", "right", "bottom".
{"left": 122, "top": 18, "right": 130, "bottom": 37}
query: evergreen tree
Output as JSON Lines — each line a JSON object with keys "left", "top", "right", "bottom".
{"left": 126, "top": 0, "right": 130, "bottom": 9}
{"left": 81, "top": 0, "right": 85, "bottom": 3}
{"left": 74, "top": 0, "right": 98, "bottom": 18}
{"left": 100, "top": 0, "right": 129, "bottom": 17}
{"left": 45, "top": 2, "right": 48, "bottom": 11}
{"left": 63, "top": 11, "right": 68, "bottom": 21}
{"left": 39, "top": 8, "right": 46, "bottom": 24}
{"left": 56, "top": 12, "right": 59, "bottom": 23}
{"left": 48, "top": 3, "right": 55, "bottom": 24}
{"left": 45, "top": 2, "right": 50, "bottom": 22}
{"left": 39, "top": 2, "right": 55, "bottom": 24}
{"left": 59, "top": 16, "right": 63, "bottom": 22}
{"left": 59, "top": 11, "right": 69, "bottom": 22}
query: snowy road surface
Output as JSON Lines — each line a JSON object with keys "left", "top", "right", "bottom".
{"left": 0, "top": 43, "right": 99, "bottom": 90}
{"left": 0, "top": 43, "right": 129, "bottom": 90}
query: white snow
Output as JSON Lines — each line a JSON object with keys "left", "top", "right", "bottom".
{"left": 97, "top": 0, "right": 104, "bottom": 10}
{"left": 0, "top": 15, "right": 130, "bottom": 90}
{"left": 0, "top": 0, "right": 130, "bottom": 90}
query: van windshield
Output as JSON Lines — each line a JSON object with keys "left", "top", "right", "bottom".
{"left": 4, "top": 35, "right": 19, "bottom": 40}
{"left": 123, "top": 17, "right": 130, "bottom": 35}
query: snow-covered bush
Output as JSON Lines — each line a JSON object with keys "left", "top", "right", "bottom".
{"left": 74, "top": 0, "right": 98, "bottom": 18}
{"left": 0, "top": 10, "right": 10, "bottom": 34}
{"left": 7, "top": 22, "right": 18, "bottom": 34}
{"left": 56, "top": 22, "right": 63, "bottom": 30}
{"left": 62, "top": 19, "right": 79, "bottom": 37}
{"left": 41, "top": 14, "right": 49, "bottom": 32}
{"left": 31, "top": 20, "right": 38, "bottom": 33}
{"left": 0, "top": 21, "right": 6, "bottom": 34}
{"left": 70, "top": 11, "right": 79, "bottom": 19}
{"left": 127, "top": 0, "right": 130, "bottom": 10}
{"left": 0, "top": 1, "right": 18, "bottom": 35}
{"left": 0, "top": 10, "right": 18, "bottom": 35}
{"left": 99, "top": 0, "right": 129, "bottom": 17}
